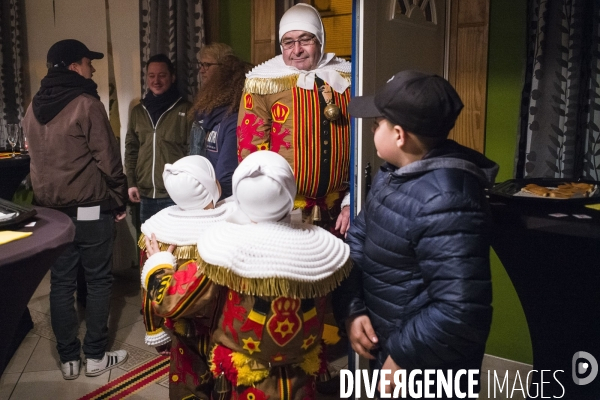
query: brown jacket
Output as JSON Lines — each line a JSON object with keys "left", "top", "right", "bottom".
{"left": 23, "top": 94, "right": 128, "bottom": 210}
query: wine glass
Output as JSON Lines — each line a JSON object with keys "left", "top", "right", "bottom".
{"left": 7, "top": 124, "right": 18, "bottom": 157}
{"left": 18, "top": 126, "right": 28, "bottom": 155}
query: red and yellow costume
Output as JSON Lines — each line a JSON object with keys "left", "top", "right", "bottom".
{"left": 140, "top": 202, "right": 235, "bottom": 400}
{"left": 142, "top": 256, "right": 219, "bottom": 400}
{"left": 237, "top": 55, "right": 352, "bottom": 232}
{"left": 197, "top": 217, "right": 351, "bottom": 400}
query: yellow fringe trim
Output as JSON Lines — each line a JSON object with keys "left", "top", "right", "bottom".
{"left": 138, "top": 234, "right": 199, "bottom": 261}
{"left": 293, "top": 191, "right": 343, "bottom": 211}
{"left": 199, "top": 259, "right": 352, "bottom": 299}
{"left": 244, "top": 72, "right": 352, "bottom": 95}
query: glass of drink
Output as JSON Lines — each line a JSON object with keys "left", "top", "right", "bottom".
{"left": 19, "top": 126, "right": 28, "bottom": 155}
{"left": 7, "top": 124, "right": 18, "bottom": 157}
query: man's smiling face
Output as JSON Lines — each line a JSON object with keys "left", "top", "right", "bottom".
{"left": 281, "top": 30, "right": 321, "bottom": 71}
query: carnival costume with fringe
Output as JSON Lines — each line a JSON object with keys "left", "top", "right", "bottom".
{"left": 139, "top": 156, "right": 231, "bottom": 400}
{"left": 143, "top": 150, "right": 351, "bottom": 399}
{"left": 212, "top": 151, "right": 351, "bottom": 399}
{"left": 198, "top": 217, "right": 351, "bottom": 400}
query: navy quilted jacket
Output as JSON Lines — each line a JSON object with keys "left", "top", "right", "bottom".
{"left": 334, "top": 139, "right": 498, "bottom": 371}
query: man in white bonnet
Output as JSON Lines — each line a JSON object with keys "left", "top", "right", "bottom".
{"left": 237, "top": 3, "right": 352, "bottom": 237}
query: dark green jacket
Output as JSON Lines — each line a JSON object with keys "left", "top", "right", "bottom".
{"left": 125, "top": 98, "right": 192, "bottom": 198}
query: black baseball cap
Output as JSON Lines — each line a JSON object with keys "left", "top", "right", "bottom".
{"left": 348, "top": 70, "right": 463, "bottom": 137}
{"left": 46, "top": 39, "right": 104, "bottom": 68}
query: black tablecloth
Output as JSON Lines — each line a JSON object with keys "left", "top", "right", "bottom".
{"left": 0, "top": 155, "right": 30, "bottom": 201}
{"left": 489, "top": 194, "right": 600, "bottom": 399}
{"left": 0, "top": 207, "right": 74, "bottom": 375}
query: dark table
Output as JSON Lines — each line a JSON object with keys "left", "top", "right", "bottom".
{"left": 489, "top": 189, "right": 600, "bottom": 399}
{"left": 0, "top": 206, "right": 74, "bottom": 375}
{"left": 0, "top": 154, "right": 30, "bottom": 201}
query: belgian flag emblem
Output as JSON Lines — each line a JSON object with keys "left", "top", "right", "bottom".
{"left": 244, "top": 93, "right": 253, "bottom": 110}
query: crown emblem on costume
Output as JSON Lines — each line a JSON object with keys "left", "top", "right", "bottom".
{"left": 271, "top": 102, "right": 290, "bottom": 124}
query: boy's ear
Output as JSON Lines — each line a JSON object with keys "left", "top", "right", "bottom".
{"left": 395, "top": 125, "right": 407, "bottom": 149}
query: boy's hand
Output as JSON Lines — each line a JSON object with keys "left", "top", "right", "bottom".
{"left": 380, "top": 355, "right": 403, "bottom": 396}
{"left": 346, "top": 314, "right": 378, "bottom": 359}
{"left": 144, "top": 233, "right": 176, "bottom": 258}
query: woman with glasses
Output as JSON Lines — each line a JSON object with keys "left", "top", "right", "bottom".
{"left": 198, "top": 42, "right": 233, "bottom": 86}
{"left": 189, "top": 44, "right": 252, "bottom": 199}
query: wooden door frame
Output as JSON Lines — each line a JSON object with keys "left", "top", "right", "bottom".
{"left": 446, "top": 0, "right": 490, "bottom": 154}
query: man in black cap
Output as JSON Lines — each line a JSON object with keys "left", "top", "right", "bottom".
{"left": 333, "top": 71, "right": 498, "bottom": 397}
{"left": 22, "top": 39, "right": 129, "bottom": 380}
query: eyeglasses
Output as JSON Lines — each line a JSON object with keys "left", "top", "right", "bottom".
{"left": 281, "top": 36, "right": 317, "bottom": 50}
{"left": 198, "top": 62, "right": 221, "bottom": 71}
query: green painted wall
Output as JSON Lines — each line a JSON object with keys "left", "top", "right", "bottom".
{"left": 219, "top": 0, "right": 252, "bottom": 63}
{"left": 484, "top": 0, "right": 533, "bottom": 364}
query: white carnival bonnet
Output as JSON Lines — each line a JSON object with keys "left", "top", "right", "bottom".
{"left": 163, "top": 155, "right": 220, "bottom": 210}
{"left": 279, "top": 3, "right": 325, "bottom": 61}
{"left": 230, "top": 150, "right": 297, "bottom": 224}
{"left": 198, "top": 151, "right": 350, "bottom": 298}
{"left": 140, "top": 155, "right": 235, "bottom": 258}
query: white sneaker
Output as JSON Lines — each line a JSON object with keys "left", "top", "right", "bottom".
{"left": 61, "top": 359, "right": 80, "bottom": 380}
{"left": 85, "top": 350, "right": 128, "bottom": 377}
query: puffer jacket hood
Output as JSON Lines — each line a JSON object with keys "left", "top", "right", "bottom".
{"left": 391, "top": 139, "right": 499, "bottom": 188}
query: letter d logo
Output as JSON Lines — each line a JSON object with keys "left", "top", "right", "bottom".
{"left": 572, "top": 351, "right": 598, "bottom": 385}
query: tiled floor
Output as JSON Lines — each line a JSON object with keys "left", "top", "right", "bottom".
{"left": 0, "top": 265, "right": 344, "bottom": 400}
{"left": 0, "top": 266, "right": 169, "bottom": 400}
{"left": 0, "top": 264, "right": 531, "bottom": 400}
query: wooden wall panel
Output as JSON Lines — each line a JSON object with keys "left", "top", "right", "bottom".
{"left": 447, "top": 0, "right": 489, "bottom": 153}
{"left": 203, "top": 0, "right": 219, "bottom": 44}
{"left": 251, "top": 0, "right": 276, "bottom": 65}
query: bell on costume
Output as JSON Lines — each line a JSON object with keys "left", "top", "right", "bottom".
{"left": 311, "top": 204, "right": 322, "bottom": 222}
{"left": 324, "top": 103, "right": 341, "bottom": 121}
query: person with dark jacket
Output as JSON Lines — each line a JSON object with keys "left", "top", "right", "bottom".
{"left": 22, "top": 39, "right": 129, "bottom": 380}
{"left": 333, "top": 70, "right": 498, "bottom": 398}
{"left": 189, "top": 49, "right": 250, "bottom": 199}
{"left": 125, "top": 54, "right": 192, "bottom": 223}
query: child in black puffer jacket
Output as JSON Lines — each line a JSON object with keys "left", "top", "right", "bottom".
{"left": 334, "top": 70, "right": 498, "bottom": 398}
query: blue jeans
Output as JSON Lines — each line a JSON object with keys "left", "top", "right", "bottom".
{"left": 50, "top": 213, "right": 115, "bottom": 362}
{"left": 140, "top": 196, "right": 175, "bottom": 224}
